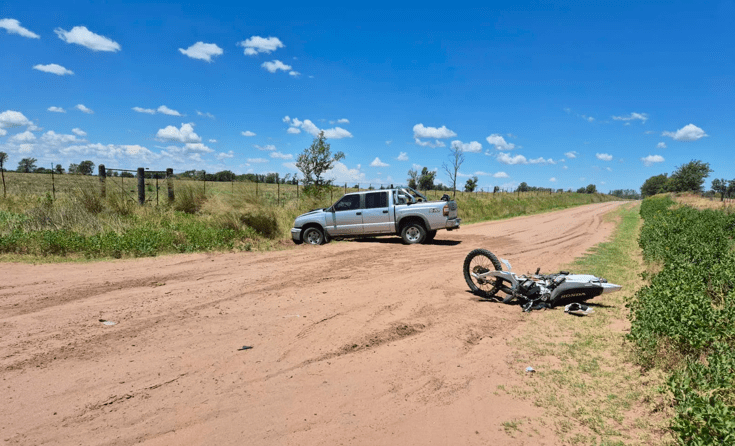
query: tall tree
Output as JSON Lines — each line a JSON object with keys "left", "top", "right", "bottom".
{"left": 517, "top": 182, "right": 529, "bottom": 192}
{"left": 464, "top": 176, "right": 478, "bottom": 192}
{"left": 296, "top": 131, "right": 345, "bottom": 187}
{"left": 640, "top": 173, "right": 669, "bottom": 197}
{"left": 407, "top": 168, "right": 419, "bottom": 189}
{"left": 585, "top": 184, "right": 597, "bottom": 194}
{"left": 77, "top": 160, "right": 95, "bottom": 175}
{"left": 17, "top": 157, "right": 37, "bottom": 173}
{"left": 442, "top": 142, "right": 465, "bottom": 197}
{"left": 418, "top": 167, "right": 436, "bottom": 191}
{"left": 712, "top": 178, "right": 727, "bottom": 201}
{"left": 667, "top": 160, "right": 712, "bottom": 193}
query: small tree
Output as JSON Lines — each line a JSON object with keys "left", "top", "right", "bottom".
{"left": 712, "top": 178, "right": 727, "bottom": 201}
{"left": 464, "top": 176, "right": 478, "bottom": 192}
{"left": 296, "top": 131, "right": 345, "bottom": 189}
{"left": 17, "top": 157, "right": 37, "bottom": 173}
{"left": 576, "top": 187, "right": 586, "bottom": 193}
{"left": 418, "top": 167, "right": 436, "bottom": 191}
{"left": 442, "top": 142, "right": 465, "bottom": 197}
{"left": 76, "top": 160, "right": 95, "bottom": 175}
{"left": 641, "top": 173, "right": 669, "bottom": 197}
{"left": 55, "top": 164, "right": 65, "bottom": 174}
{"left": 727, "top": 180, "right": 735, "bottom": 199}
{"left": 517, "top": 182, "right": 529, "bottom": 192}
{"left": 585, "top": 184, "right": 597, "bottom": 194}
{"left": 407, "top": 169, "right": 419, "bottom": 189}
{"left": 667, "top": 160, "right": 712, "bottom": 193}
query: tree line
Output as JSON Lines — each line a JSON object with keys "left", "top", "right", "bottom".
{"left": 639, "top": 159, "right": 735, "bottom": 200}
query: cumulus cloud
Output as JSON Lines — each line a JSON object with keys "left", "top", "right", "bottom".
{"left": 286, "top": 127, "right": 301, "bottom": 134}
{"left": 656, "top": 142, "right": 666, "bottom": 149}
{"left": 254, "top": 144, "right": 276, "bottom": 151}
{"left": 18, "top": 143, "right": 33, "bottom": 153}
{"left": 529, "top": 157, "right": 556, "bottom": 164}
{"left": 0, "top": 18, "right": 39, "bottom": 38}
{"left": 396, "top": 152, "right": 408, "bottom": 161}
{"left": 238, "top": 36, "right": 284, "bottom": 55}
{"left": 325, "top": 161, "right": 366, "bottom": 183}
{"left": 336, "top": 118, "right": 349, "bottom": 124}
{"left": 565, "top": 151, "right": 577, "bottom": 159}
{"left": 241, "top": 131, "right": 256, "bottom": 137}
{"left": 10, "top": 130, "right": 36, "bottom": 143}
{"left": 289, "top": 71, "right": 300, "bottom": 77}
{"left": 286, "top": 117, "right": 353, "bottom": 139}
{"left": 0, "top": 129, "right": 6, "bottom": 136}
{"left": 413, "top": 123, "right": 456, "bottom": 139}
{"left": 270, "top": 151, "right": 293, "bottom": 160}
{"left": 33, "top": 63, "right": 73, "bottom": 76}
{"left": 414, "top": 138, "right": 445, "bottom": 148}
{"left": 47, "top": 106, "right": 65, "bottom": 113}
{"left": 71, "top": 128, "right": 86, "bottom": 137}
{"left": 451, "top": 140, "right": 482, "bottom": 153}
{"left": 178, "top": 42, "right": 223, "bottom": 62}
{"left": 641, "top": 154, "right": 665, "bottom": 166}
{"left": 247, "top": 158, "right": 269, "bottom": 163}
{"left": 370, "top": 157, "right": 389, "bottom": 167}
{"left": 662, "top": 124, "right": 708, "bottom": 141}
{"left": 41, "top": 130, "right": 81, "bottom": 145}
{"left": 486, "top": 134, "right": 515, "bottom": 151}
{"left": 493, "top": 172, "right": 509, "bottom": 178}
{"left": 261, "top": 60, "right": 291, "bottom": 73}
{"left": 196, "top": 110, "right": 215, "bottom": 119}
{"left": 596, "top": 153, "right": 613, "bottom": 161}
{"left": 133, "top": 106, "right": 155, "bottom": 114}
{"left": 61, "top": 143, "right": 156, "bottom": 162}
{"left": 282, "top": 116, "right": 290, "bottom": 123}
{"left": 157, "top": 105, "right": 181, "bottom": 116}
{"left": 75, "top": 104, "right": 93, "bottom": 114}
{"left": 156, "top": 123, "right": 201, "bottom": 143}
{"left": 54, "top": 26, "right": 121, "bottom": 52}
{"left": 209, "top": 139, "right": 217, "bottom": 143}
{"left": 496, "top": 152, "right": 527, "bottom": 165}
{"left": 215, "top": 151, "right": 234, "bottom": 160}
{"left": 550, "top": 177, "right": 557, "bottom": 182}
{"left": 612, "top": 112, "right": 648, "bottom": 122}
{"left": 0, "top": 110, "right": 31, "bottom": 128}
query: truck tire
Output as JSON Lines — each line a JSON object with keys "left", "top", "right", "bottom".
{"left": 401, "top": 222, "right": 426, "bottom": 244}
{"left": 425, "top": 230, "right": 437, "bottom": 243}
{"left": 303, "top": 227, "right": 325, "bottom": 245}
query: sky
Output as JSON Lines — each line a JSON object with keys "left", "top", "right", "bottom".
{"left": 1, "top": 1, "right": 734, "bottom": 193}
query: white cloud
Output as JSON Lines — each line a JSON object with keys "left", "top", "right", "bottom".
{"left": 215, "top": 151, "right": 234, "bottom": 160}
{"left": 157, "top": 105, "right": 181, "bottom": 116}
{"left": 370, "top": 157, "right": 389, "bottom": 167}
{"left": 261, "top": 60, "right": 291, "bottom": 73}
{"left": 10, "top": 130, "right": 36, "bottom": 142}
{"left": 60, "top": 143, "right": 156, "bottom": 162}
{"left": 606, "top": 167, "right": 612, "bottom": 172}
{"left": 254, "top": 144, "right": 276, "bottom": 151}
{"left": 0, "top": 110, "right": 31, "bottom": 128}
{"left": 0, "top": 129, "right": 6, "bottom": 136}
{"left": 47, "top": 106, "right": 66, "bottom": 113}
{"left": 282, "top": 116, "right": 291, "bottom": 123}
{"left": 196, "top": 110, "right": 215, "bottom": 119}
{"left": 18, "top": 143, "right": 33, "bottom": 153}
{"left": 289, "top": 71, "right": 300, "bottom": 77}
{"left": 496, "top": 152, "right": 527, "bottom": 165}
{"left": 270, "top": 151, "right": 293, "bottom": 160}
{"left": 156, "top": 123, "right": 201, "bottom": 143}
{"left": 241, "top": 130, "right": 256, "bottom": 137}
{"left": 451, "top": 140, "right": 482, "bottom": 153}
{"left": 41, "top": 130, "right": 81, "bottom": 145}
{"left": 612, "top": 112, "right": 648, "bottom": 122}
{"left": 529, "top": 157, "right": 556, "bottom": 164}
{"left": 493, "top": 172, "right": 509, "bottom": 178}
{"left": 414, "top": 138, "right": 445, "bottom": 148}
{"left": 596, "top": 153, "right": 613, "bottom": 161}
{"left": 641, "top": 154, "right": 665, "bottom": 166}
{"left": 550, "top": 177, "right": 557, "bottom": 182}
{"left": 396, "top": 152, "right": 408, "bottom": 161}
{"left": 182, "top": 143, "right": 213, "bottom": 153}
{"left": 71, "top": 128, "right": 86, "bottom": 137}
{"left": 54, "top": 26, "right": 121, "bottom": 52}
{"left": 33, "top": 63, "right": 73, "bottom": 76}
{"left": 238, "top": 36, "right": 285, "bottom": 55}
{"left": 0, "top": 18, "right": 39, "bottom": 38}
{"left": 486, "top": 134, "right": 516, "bottom": 151}
{"left": 75, "top": 104, "right": 93, "bottom": 114}
{"left": 385, "top": 140, "right": 392, "bottom": 146}
{"left": 656, "top": 142, "right": 667, "bottom": 149}
{"left": 133, "top": 106, "right": 155, "bottom": 114}
{"left": 413, "top": 123, "right": 456, "bottom": 139}
{"left": 286, "top": 127, "right": 301, "bottom": 134}
{"left": 178, "top": 42, "right": 223, "bottom": 62}
{"left": 563, "top": 165, "right": 568, "bottom": 170}
{"left": 336, "top": 118, "right": 349, "bottom": 124}
{"left": 247, "top": 158, "right": 269, "bottom": 163}
{"left": 209, "top": 139, "right": 217, "bottom": 143}
{"left": 287, "top": 117, "right": 353, "bottom": 139}
{"left": 411, "top": 163, "right": 422, "bottom": 171}
{"left": 325, "top": 161, "right": 366, "bottom": 183}
{"left": 565, "top": 151, "right": 577, "bottom": 159}
{"left": 662, "top": 124, "right": 708, "bottom": 141}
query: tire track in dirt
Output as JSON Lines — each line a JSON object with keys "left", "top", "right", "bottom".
{"left": 0, "top": 201, "right": 623, "bottom": 446}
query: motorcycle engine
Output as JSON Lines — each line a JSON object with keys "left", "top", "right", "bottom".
{"left": 519, "top": 278, "right": 552, "bottom": 302}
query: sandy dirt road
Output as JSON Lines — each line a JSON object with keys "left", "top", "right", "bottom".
{"left": 1, "top": 201, "right": 623, "bottom": 446}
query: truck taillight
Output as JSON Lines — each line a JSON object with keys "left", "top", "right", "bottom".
{"left": 443, "top": 204, "right": 449, "bottom": 216}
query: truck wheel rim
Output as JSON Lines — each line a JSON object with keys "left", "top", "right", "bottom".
{"left": 306, "top": 231, "right": 321, "bottom": 244}
{"left": 406, "top": 227, "right": 420, "bottom": 242}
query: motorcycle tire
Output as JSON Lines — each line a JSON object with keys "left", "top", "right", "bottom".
{"left": 463, "top": 248, "right": 504, "bottom": 300}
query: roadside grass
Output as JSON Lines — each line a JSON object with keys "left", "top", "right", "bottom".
{"left": 499, "top": 203, "right": 674, "bottom": 445}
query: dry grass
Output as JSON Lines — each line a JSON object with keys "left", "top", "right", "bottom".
{"left": 671, "top": 192, "right": 735, "bottom": 211}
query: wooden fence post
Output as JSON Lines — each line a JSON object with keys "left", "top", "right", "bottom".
{"left": 98, "top": 164, "right": 106, "bottom": 197}
{"left": 277, "top": 181, "right": 280, "bottom": 205}
{"left": 202, "top": 170, "right": 206, "bottom": 195}
{"left": 50, "top": 163, "right": 55, "bottom": 200}
{"left": 137, "top": 167, "right": 145, "bottom": 205}
{"left": 166, "top": 168, "right": 174, "bottom": 202}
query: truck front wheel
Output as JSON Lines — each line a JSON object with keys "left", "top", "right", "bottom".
{"left": 401, "top": 222, "right": 426, "bottom": 244}
{"left": 303, "top": 227, "right": 325, "bottom": 245}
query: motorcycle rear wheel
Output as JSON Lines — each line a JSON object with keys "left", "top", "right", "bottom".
{"left": 463, "top": 249, "right": 504, "bottom": 300}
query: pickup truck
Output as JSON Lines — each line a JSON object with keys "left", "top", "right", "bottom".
{"left": 291, "top": 187, "right": 461, "bottom": 245}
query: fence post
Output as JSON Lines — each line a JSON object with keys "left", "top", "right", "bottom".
{"left": 256, "top": 177, "right": 258, "bottom": 197}
{"left": 296, "top": 181, "right": 299, "bottom": 199}
{"left": 98, "top": 164, "right": 106, "bottom": 197}
{"left": 137, "top": 167, "right": 145, "bottom": 205}
{"left": 344, "top": 182, "right": 347, "bottom": 194}
{"left": 50, "top": 163, "right": 55, "bottom": 200}
{"left": 166, "top": 168, "right": 174, "bottom": 202}
{"left": 330, "top": 187, "right": 333, "bottom": 202}
{"left": 277, "top": 181, "right": 280, "bottom": 206}
{"left": 202, "top": 170, "right": 206, "bottom": 195}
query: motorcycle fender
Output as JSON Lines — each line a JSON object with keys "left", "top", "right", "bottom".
{"left": 550, "top": 282, "right": 604, "bottom": 303}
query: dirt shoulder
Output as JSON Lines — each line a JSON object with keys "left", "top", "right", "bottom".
{"left": 1, "top": 201, "right": 623, "bottom": 446}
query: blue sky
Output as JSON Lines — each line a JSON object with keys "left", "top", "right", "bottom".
{"left": 1, "top": 1, "right": 733, "bottom": 192}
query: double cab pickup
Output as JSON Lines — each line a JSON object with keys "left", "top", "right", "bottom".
{"left": 291, "top": 187, "right": 461, "bottom": 245}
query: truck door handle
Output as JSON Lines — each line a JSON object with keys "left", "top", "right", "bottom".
{"left": 356, "top": 212, "right": 361, "bottom": 215}
{"left": 382, "top": 210, "right": 388, "bottom": 213}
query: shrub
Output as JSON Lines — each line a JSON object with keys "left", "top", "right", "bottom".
{"left": 174, "top": 185, "right": 206, "bottom": 214}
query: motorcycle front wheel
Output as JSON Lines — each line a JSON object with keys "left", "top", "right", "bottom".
{"left": 463, "top": 249, "right": 504, "bottom": 300}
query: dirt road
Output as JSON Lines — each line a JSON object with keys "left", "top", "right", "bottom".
{"left": 1, "top": 202, "right": 623, "bottom": 445}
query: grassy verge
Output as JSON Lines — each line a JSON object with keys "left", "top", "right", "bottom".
{"left": 497, "top": 203, "right": 674, "bottom": 445}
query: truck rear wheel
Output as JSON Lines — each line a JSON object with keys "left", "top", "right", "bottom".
{"left": 401, "top": 222, "right": 426, "bottom": 244}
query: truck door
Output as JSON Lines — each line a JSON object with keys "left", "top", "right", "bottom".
{"left": 362, "top": 191, "right": 392, "bottom": 234}
{"left": 329, "top": 194, "right": 363, "bottom": 236}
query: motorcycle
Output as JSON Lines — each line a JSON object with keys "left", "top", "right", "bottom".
{"left": 463, "top": 249, "right": 622, "bottom": 311}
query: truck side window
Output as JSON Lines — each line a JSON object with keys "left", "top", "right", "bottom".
{"left": 365, "top": 192, "right": 388, "bottom": 209}
{"left": 334, "top": 194, "right": 360, "bottom": 211}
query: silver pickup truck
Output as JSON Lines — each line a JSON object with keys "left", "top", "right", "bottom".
{"left": 291, "top": 187, "right": 461, "bottom": 245}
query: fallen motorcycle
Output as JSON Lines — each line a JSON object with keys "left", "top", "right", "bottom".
{"left": 463, "top": 249, "right": 621, "bottom": 311}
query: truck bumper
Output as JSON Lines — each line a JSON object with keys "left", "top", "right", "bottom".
{"left": 290, "top": 227, "right": 302, "bottom": 242}
{"left": 446, "top": 218, "right": 461, "bottom": 230}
